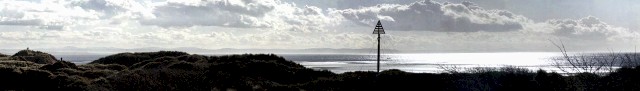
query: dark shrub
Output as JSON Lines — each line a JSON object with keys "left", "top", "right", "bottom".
{"left": 52, "top": 75, "right": 91, "bottom": 90}
{"left": 534, "top": 70, "right": 569, "bottom": 91}
{"left": 0, "top": 67, "right": 23, "bottom": 90}
{"left": 129, "top": 56, "right": 181, "bottom": 69}
{"left": 600, "top": 66, "right": 640, "bottom": 90}
{"left": 40, "top": 61, "right": 78, "bottom": 71}
{"left": 79, "top": 64, "right": 128, "bottom": 71}
{"left": 376, "top": 69, "right": 451, "bottom": 91}
{"left": 0, "top": 61, "right": 43, "bottom": 68}
{"left": 168, "top": 61, "right": 202, "bottom": 70}
{"left": 177, "top": 54, "right": 208, "bottom": 62}
{"left": 568, "top": 72, "right": 601, "bottom": 90}
{"left": 207, "top": 54, "right": 334, "bottom": 85}
{"left": 81, "top": 70, "right": 119, "bottom": 79}
{"left": 0, "top": 68, "right": 57, "bottom": 90}
{"left": 104, "top": 68, "right": 212, "bottom": 90}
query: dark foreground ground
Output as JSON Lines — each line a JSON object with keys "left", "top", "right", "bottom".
{"left": 1, "top": 50, "right": 639, "bottom": 91}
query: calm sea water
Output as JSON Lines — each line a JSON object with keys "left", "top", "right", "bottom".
{"left": 56, "top": 55, "right": 107, "bottom": 64}
{"left": 281, "top": 52, "right": 564, "bottom": 73}
{"left": 57, "top": 52, "right": 565, "bottom": 73}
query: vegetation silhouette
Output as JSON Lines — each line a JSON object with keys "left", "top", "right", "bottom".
{"left": 10, "top": 49, "right": 58, "bottom": 64}
{"left": 0, "top": 50, "right": 640, "bottom": 90}
{"left": 89, "top": 51, "right": 189, "bottom": 67}
{"left": 0, "top": 53, "right": 7, "bottom": 57}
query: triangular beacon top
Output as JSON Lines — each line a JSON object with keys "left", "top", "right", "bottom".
{"left": 373, "top": 20, "right": 385, "bottom": 34}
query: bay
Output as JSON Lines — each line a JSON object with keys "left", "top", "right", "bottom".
{"left": 57, "top": 52, "right": 565, "bottom": 73}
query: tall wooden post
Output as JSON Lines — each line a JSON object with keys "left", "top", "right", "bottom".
{"left": 373, "top": 20, "right": 385, "bottom": 73}
{"left": 377, "top": 31, "right": 380, "bottom": 73}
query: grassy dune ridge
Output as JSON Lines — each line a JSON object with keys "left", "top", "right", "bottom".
{"left": 1, "top": 50, "right": 640, "bottom": 90}
{"left": 0, "top": 53, "right": 8, "bottom": 57}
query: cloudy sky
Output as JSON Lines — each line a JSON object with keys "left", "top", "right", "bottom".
{"left": 1, "top": 0, "right": 639, "bottom": 52}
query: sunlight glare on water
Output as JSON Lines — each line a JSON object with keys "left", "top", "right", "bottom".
{"left": 395, "top": 52, "right": 560, "bottom": 65}
{"left": 287, "top": 52, "right": 564, "bottom": 73}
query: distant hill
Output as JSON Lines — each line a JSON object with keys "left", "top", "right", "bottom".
{"left": 211, "top": 48, "right": 400, "bottom": 54}
{"left": 0, "top": 47, "right": 401, "bottom": 55}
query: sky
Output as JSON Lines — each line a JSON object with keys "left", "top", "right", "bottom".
{"left": 1, "top": 0, "right": 639, "bottom": 52}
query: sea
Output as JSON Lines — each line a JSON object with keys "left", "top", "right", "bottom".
{"left": 57, "top": 52, "right": 566, "bottom": 73}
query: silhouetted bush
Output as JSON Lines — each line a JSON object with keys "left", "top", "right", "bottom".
{"left": 600, "top": 66, "right": 640, "bottom": 90}
{"left": 40, "top": 61, "right": 78, "bottom": 71}
{"left": 79, "top": 64, "right": 128, "bottom": 71}
{"left": 51, "top": 75, "right": 91, "bottom": 90}
{"left": 0, "top": 61, "right": 43, "bottom": 68}
{"left": 0, "top": 67, "right": 57, "bottom": 90}
{"left": 103, "top": 68, "right": 212, "bottom": 90}
{"left": 534, "top": 70, "right": 569, "bottom": 91}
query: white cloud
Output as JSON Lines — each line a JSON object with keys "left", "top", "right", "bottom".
{"left": 139, "top": 0, "right": 277, "bottom": 28}
{"left": 545, "top": 16, "right": 630, "bottom": 40}
{"left": 0, "top": 0, "right": 104, "bottom": 30}
{"left": 0, "top": 0, "right": 638, "bottom": 52}
{"left": 138, "top": 0, "right": 342, "bottom": 33}
{"left": 330, "top": 0, "right": 638, "bottom": 50}
{"left": 332, "top": 1, "right": 529, "bottom": 32}
{"left": 441, "top": 0, "right": 640, "bottom": 30}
